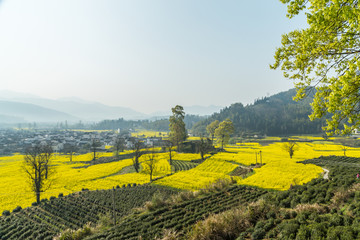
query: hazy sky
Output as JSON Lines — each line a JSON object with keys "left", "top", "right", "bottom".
{"left": 0, "top": 0, "right": 307, "bottom": 114}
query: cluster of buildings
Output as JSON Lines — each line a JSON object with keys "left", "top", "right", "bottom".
{"left": 0, "top": 129, "right": 163, "bottom": 156}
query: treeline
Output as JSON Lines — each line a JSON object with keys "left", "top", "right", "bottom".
{"left": 192, "top": 89, "right": 326, "bottom": 136}
{"left": 92, "top": 115, "right": 205, "bottom": 131}
{"left": 93, "top": 89, "right": 327, "bottom": 136}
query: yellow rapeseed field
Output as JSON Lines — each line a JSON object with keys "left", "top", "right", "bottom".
{"left": 156, "top": 154, "right": 239, "bottom": 190}
{"left": 2, "top": 139, "right": 360, "bottom": 215}
{"left": 0, "top": 152, "right": 135, "bottom": 214}
{"left": 131, "top": 130, "right": 168, "bottom": 138}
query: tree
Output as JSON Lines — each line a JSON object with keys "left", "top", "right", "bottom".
{"left": 281, "top": 141, "right": 299, "bottom": 159}
{"left": 271, "top": 0, "right": 360, "bottom": 135}
{"left": 337, "top": 138, "right": 354, "bottom": 156}
{"left": 131, "top": 139, "right": 143, "bottom": 173}
{"left": 113, "top": 136, "right": 125, "bottom": 159}
{"left": 163, "top": 140, "right": 175, "bottom": 173}
{"left": 198, "top": 137, "right": 212, "bottom": 161}
{"left": 169, "top": 105, "right": 187, "bottom": 151}
{"left": 41, "top": 143, "right": 53, "bottom": 179}
{"left": 215, "top": 119, "right": 234, "bottom": 149}
{"left": 206, "top": 120, "right": 219, "bottom": 146}
{"left": 142, "top": 149, "right": 159, "bottom": 182}
{"left": 23, "top": 144, "right": 54, "bottom": 203}
{"left": 63, "top": 143, "right": 78, "bottom": 162}
{"left": 90, "top": 138, "right": 102, "bottom": 161}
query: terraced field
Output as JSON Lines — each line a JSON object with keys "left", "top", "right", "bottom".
{"left": 0, "top": 185, "right": 177, "bottom": 240}
{"left": 172, "top": 160, "right": 199, "bottom": 172}
{"left": 86, "top": 185, "right": 268, "bottom": 240}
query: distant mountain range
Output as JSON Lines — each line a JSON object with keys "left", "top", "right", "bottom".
{"left": 0, "top": 90, "right": 223, "bottom": 123}
{"left": 0, "top": 101, "right": 79, "bottom": 123}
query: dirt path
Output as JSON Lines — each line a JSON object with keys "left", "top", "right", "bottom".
{"left": 322, "top": 168, "right": 329, "bottom": 180}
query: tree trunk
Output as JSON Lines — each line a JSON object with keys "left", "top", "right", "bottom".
{"left": 36, "top": 191, "right": 40, "bottom": 203}
{"left": 169, "top": 149, "right": 172, "bottom": 173}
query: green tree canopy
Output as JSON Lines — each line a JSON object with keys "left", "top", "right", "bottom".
{"left": 169, "top": 105, "right": 187, "bottom": 150}
{"left": 215, "top": 119, "right": 234, "bottom": 149}
{"left": 271, "top": 0, "right": 360, "bottom": 135}
{"left": 206, "top": 120, "right": 219, "bottom": 145}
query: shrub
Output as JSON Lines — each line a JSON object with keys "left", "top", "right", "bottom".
{"left": 308, "top": 223, "right": 327, "bottom": 239}
{"left": 278, "top": 222, "right": 299, "bottom": 239}
{"left": 266, "top": 210, "right": 277, "bottom": 219}
{"left": 331, "top": 189, "right": 352, "bottom": 206}
{"left": 280, "top": 210, "right": 291, "bottom": 220}
{"left": 295, "top": 225, "right": 310, "bottom": 240}
{"left": 58, "top": 223, "right": 93, "bottom": 240}
{"left": 330, "top": 214, "right": 344, "bottom": 227}
{"left": 12, "top": 206, "right": 22, "bottom": 213}
{"left": 200, "top": 178, "right": 236, "bottom": 194}
{"left": 155, "top": 229, "right": 179, "bottom": 240}
{"left": 294, "top": 203, "right": 327, "bottom": 214}
{"left": 263, "top": 218, "right": 275, "bottom": 231}
{"left": 170, "top": 190, "right": 197, "bottom": 204}
{"left": 97, "top": 213, "right": 113, "bottom": 230}
{"left": 251, "top": 228, "right": 266, "bottom": 240}
{"left": 144, "top": 193, "right": 168, "bottom": 212}
{"left": 188, "top": 200, "right": 275, "bottom": 240}
{"left": 327, "top": 226, "right": 355, "bottom": 240}
{"left": 58, "top": 193, "right": 64, "bottom": 197}
{"left": 188, "top": 207, "right": 249, "bottom": 240}
{"left": 2, "top": 210, "right": 10, "bottom": 216}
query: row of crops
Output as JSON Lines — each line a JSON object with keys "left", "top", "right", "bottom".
{"left": 86, "top": 185, "right": 268, "bottom": 240}
{"left": 171, "top": 160, "right": 199, "bottom": 172}
{"left": 0, "top": 185, "right": 177, "bottom": 240}
{"left": 233, "top": 156, "right": 360, "bottom": 239}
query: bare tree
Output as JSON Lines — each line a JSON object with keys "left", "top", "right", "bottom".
{"left": 337, "top": 139, "right": 354, "bottom": 157}
{"left": 164, "top": 140, "right": 175, "bottom": 173}
{"left": 63, "top": 143, "right": 78, "bottom": 162}
{"left": 113, "top": 136, "right": 125, "bottom": 159}
{"left": 41, "top": 143, "right": 53, "bottom": 179}
{"left": 131, "top": 139, "right": 143, "bottom": 173}
{"left": 90, "top": 138, "right": 101, "bottom": 161}
{"left": 143, "top": 149, "right": 159, "bottom": 182}
{"left": 23, "top": 144, "right": 54, "bottom": 203}
{"left": 281, "top": 141, "right": 299, "bottom": 159}
{"left": 341, "top": 145, "right": 348, "bottom": 156}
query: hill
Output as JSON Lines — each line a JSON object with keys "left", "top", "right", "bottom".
{"left": 0, "top": 101, "right": 79, "bottom": 123}
{"left": 192, "top": 89, "right": 326, "bottom": 136}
